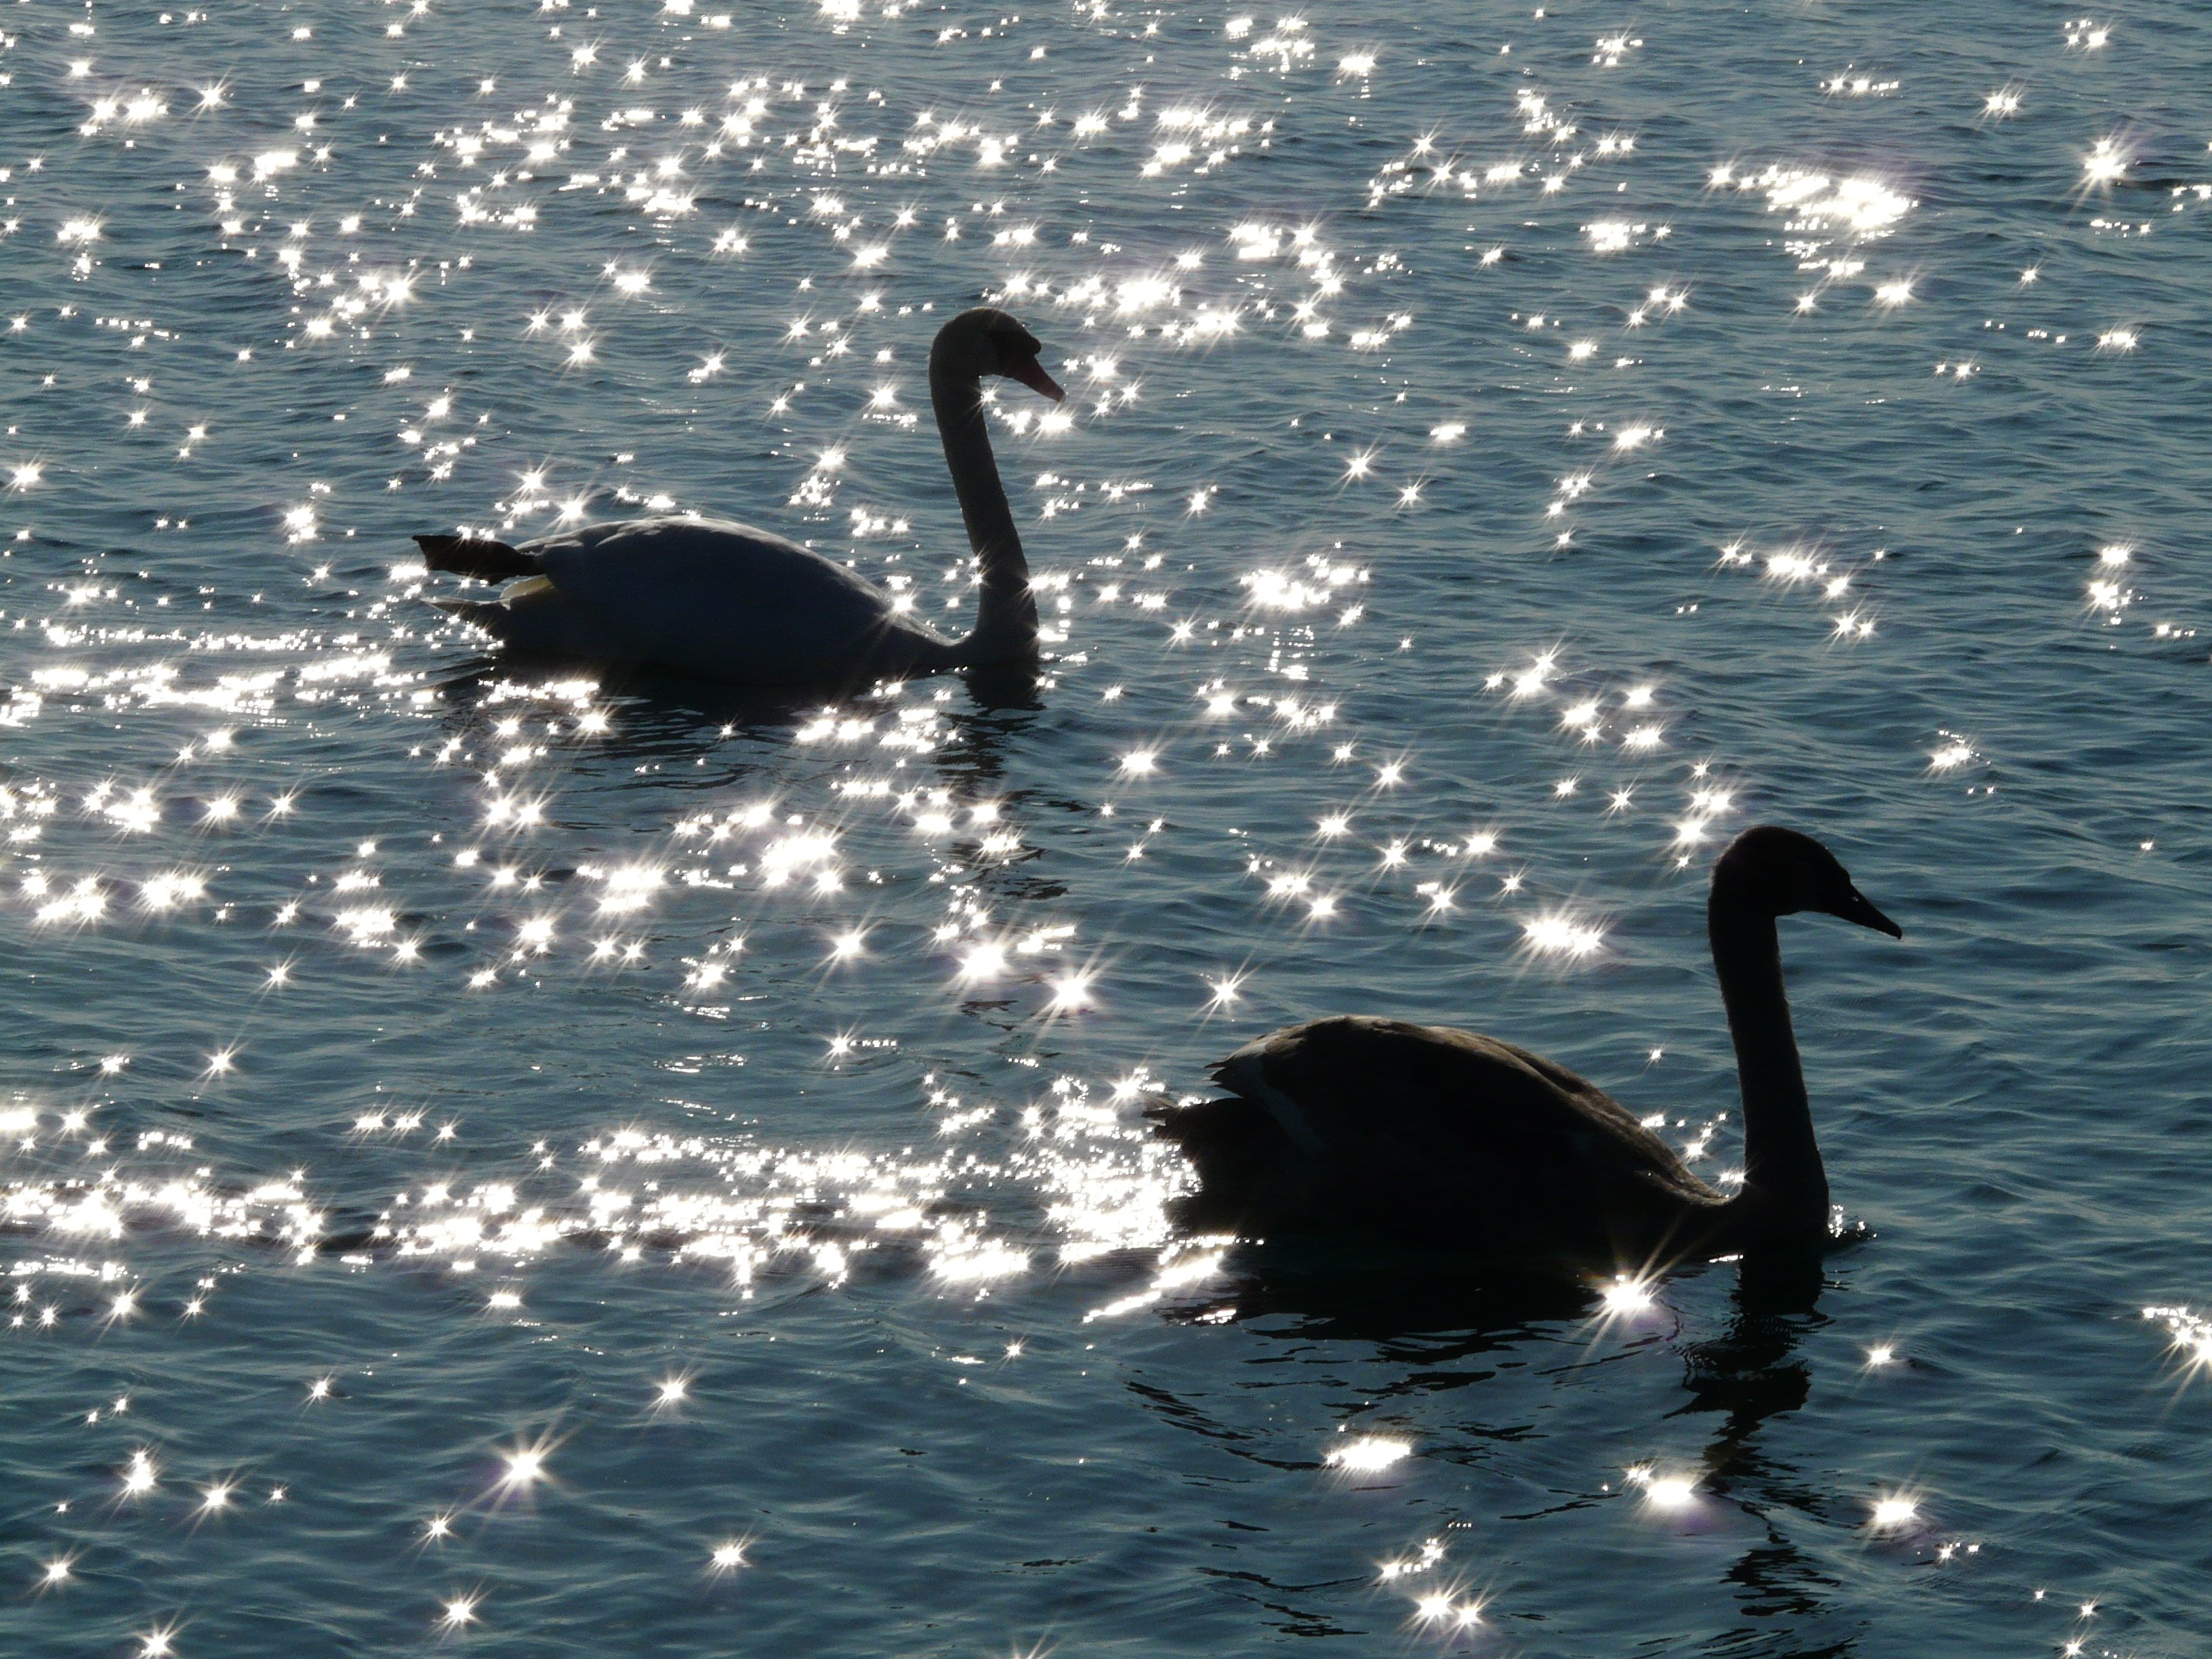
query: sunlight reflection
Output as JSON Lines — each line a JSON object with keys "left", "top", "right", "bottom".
{"left": 1326, "top": 1435, "right": 1411, "bottom": 1473}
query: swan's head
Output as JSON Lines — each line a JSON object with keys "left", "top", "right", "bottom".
{"left": 1714, "top": 825, "right": 1902, "bottom": 938}
{"left": 933, "top": 306, "right": 1065, "bottom": 403}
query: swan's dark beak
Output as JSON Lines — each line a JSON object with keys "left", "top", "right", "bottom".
{"left": 1835, "top": 886, "right": 1903, "bottom": 939}
{"left": 1004, "top": 353, "right": 1066, "bottom": 403}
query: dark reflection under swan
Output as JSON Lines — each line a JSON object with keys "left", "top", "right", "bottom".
{"left": 1139, "top": 1243, "right": 1862, "bottom": 1654}
{"left": 424, "top": 651, "right": 1047, "bottom": 742}
{"left": 1668, "top": 1254, "right": 1860, "bottom": 1652}
{"left": 416, "top": 652, "right": 1050, "bottom": 835}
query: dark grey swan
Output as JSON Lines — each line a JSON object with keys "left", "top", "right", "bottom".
{"left": 416, "top": 306, "right": 1063, "bottom": 686}
{"left": 1151, "top": 826, "right": 1902, "bottom": 1267}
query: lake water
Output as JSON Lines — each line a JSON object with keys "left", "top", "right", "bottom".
{"left": 4, "top": 1, "right": 2209, "bottom": 1653}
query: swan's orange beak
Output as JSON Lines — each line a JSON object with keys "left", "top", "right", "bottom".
{"left": 1004, "top": 352, "right": 1065, "bottom": 403}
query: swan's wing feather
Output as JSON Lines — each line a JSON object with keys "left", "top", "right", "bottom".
{"left": 1196, "top": 1015, "right": 1709, "bottom": 1249}
{"left": 416, "top": 533, "right": 538, "bottom": 581}
{"left": 1212, "top": 1015, "right": 1645, "bottom": 1142}
{"left": 523, "top": 516, "right": 922, "bottom": 678}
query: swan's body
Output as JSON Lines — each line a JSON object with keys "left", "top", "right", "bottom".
{"left": 419, "top": 307, "right": 1063, "bottom": 687}
{"left": 428, "top": 515, "right": 972, "bottom": 682}
{"left": 1153, "top": 827, "right": 1902, "bottom": 1267}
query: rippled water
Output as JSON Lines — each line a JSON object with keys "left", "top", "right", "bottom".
{"left": 4, "top": 2, "right": 2209, "bottom": 1653}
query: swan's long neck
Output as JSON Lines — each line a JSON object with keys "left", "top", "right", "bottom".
{"left": 1708, "top": 883, "right": 1828, "bottom": 1235}
{"left": 929, "top": 352, "right": 1037, "bottom": 664}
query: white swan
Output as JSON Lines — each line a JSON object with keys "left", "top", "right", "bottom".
{"left": 417, "top": 306, "right": 1063, "bottom": 686}
{"left": 1150, "top": 827, "right": 1903, "bottom": 1267}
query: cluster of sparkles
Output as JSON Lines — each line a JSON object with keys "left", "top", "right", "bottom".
{"left": 331, "top": 1073, "right": 1202, "bottom": 1300}
{"left": 1714, "top": 538, "right": 1884, "bottom": 644}
{"left": 3, "top": 1108, "right": 321, "bottom": 1282}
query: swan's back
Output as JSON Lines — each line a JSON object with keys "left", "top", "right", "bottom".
{"left": 512, "top": 516, "right": 941, "bottom": 681}
{"left": 1160, "top": 1015, "right": 1721, "bottom": 1260}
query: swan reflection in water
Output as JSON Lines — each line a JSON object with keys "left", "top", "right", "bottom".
{"left": 424, "top": 651, "right": 1046, "bottom": 761}
{"left": 1147, "top": 1247, "right": 1857, "bottom": 1652}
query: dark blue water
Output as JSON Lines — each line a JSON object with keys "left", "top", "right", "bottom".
{"left": 4, "top": 1, "right": 2209, "bottom": 1652}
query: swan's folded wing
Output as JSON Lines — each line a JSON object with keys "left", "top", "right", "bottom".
{"left": 530, "top": 516, "right": 905, "bottom": 674}
{"left": 1210, "top": 1015, "right": 1694, "bottom": 1195}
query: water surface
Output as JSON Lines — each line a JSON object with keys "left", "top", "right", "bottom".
{"left": 3, "top": 1, "right": 2210, "bottom": 1653}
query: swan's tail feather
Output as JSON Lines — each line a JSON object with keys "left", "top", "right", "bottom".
{"left": 415, "top": 532, "right": 539, "bottom": 581}
{"left": 1150, "top": 1094, "right": 1313, "bottom": 1229}
{"left": 1148, "top": 1094, "right": 1287, "bottom": 1172}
